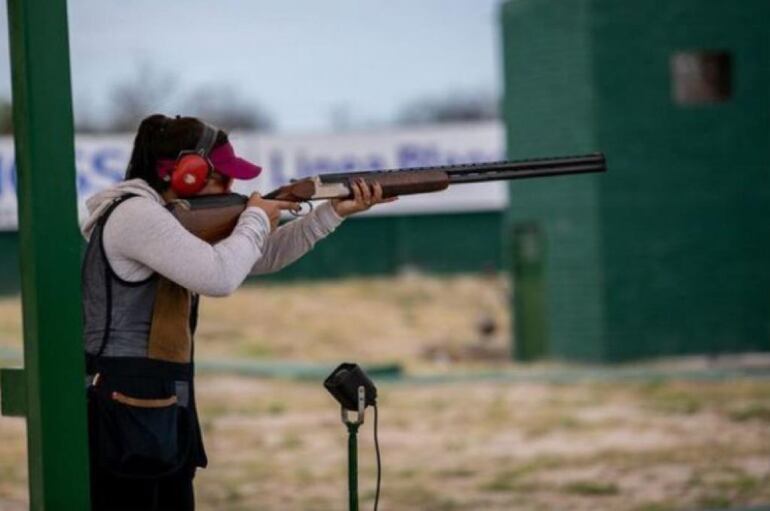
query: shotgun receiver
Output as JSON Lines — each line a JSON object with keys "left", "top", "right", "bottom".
{"left": 168, "top": 153, "right": 606, "bottom": 242}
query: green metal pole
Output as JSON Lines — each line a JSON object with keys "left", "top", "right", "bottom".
{"left": 4, "top": 0, "right": 91, "bottom": 509}
{"left": 347, "top": 422, "right": 360, "bottom": 511}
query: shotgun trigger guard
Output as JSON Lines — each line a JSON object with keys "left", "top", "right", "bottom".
{"left": 290, "top": 200, "right": 313, "bottom": 217}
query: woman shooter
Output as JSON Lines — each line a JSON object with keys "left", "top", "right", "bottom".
{"left": 80, "top": 114, "right": 394, "bottom": 511}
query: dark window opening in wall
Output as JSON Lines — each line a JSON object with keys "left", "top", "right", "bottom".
{"left": 671, "top": 51, "right": 732, "bottom": 105}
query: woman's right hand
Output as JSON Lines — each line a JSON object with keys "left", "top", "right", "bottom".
{"left": 247, "top": 193, "right": 301, "bottom": 231}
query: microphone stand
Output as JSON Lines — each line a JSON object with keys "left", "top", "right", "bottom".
{"left": 340, "top": 386, "right": 366, "bottom": 511}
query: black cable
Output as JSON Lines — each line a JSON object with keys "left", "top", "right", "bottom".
{"left": 373, "top": 403, "right": 381, "bottom": 511}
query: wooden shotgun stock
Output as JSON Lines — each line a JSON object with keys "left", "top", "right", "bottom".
{"left": 168, "top": 153, "right": 606, "bottom": 242}
{"left": 168, "top": 194, "right": 248, "bottom": 243}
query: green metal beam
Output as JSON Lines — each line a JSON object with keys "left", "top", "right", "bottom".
{"left": 5, "top": 0, "right": 91, "bottom": 508}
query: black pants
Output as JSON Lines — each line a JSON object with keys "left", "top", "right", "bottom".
{"left": 90, "top": 461, "right": 196, "bottom": 511}
{"left": 85, "top": 371, "right": 203, "bottom": 511}
{"left": 87, "top": 398, "right": 196, "bottom": 511}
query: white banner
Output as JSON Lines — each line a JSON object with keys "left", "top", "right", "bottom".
{"left": 0, "top": 121, "right": 506, "bottom": 231}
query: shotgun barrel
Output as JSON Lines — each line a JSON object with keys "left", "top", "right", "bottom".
{"left": 445, "top": 153, "right": 605, "bottom": 183}
{"left": 265, "top": 152, "right": 606, "bottom": 201}
{"left": 316, "top": 153, "right": 606, "bottom": 185}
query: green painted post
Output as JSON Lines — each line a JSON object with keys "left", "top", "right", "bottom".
{"left": 510, "top": 223, "right": 548, "bottom": 360}
{"left": 5, "top": 0, "right": 91, "bottom": 508}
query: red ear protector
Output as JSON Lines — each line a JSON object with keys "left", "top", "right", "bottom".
{"left": 166, "top": 123, "right": 218, "bottom": 197}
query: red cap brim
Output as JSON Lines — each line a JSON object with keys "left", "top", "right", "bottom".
{"left": 210, "top": 142, "right": 262, "bottom": 180}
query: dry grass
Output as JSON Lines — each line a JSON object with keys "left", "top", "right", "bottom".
{"left": 194, "top": 272, "right": 511, "bottom": 365}
{"left": 1, "top": 274, "right": 770, "bottom": 510}
{"left": 0, "top": 298, "right": 21, "bottom": 351}
{"left": 194, "top": 377, "right": 770, "bottom": 510}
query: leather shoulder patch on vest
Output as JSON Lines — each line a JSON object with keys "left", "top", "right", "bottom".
{"left": 148, "top": 277, "right": 192, "bottom": 363}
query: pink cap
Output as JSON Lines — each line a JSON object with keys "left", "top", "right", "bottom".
{"left": 156, "top": 142, "right": 262, "bottom": 180}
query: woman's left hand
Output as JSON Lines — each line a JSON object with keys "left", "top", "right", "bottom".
{"left": 331, "top": 178, "right": 398, "bottom": 218}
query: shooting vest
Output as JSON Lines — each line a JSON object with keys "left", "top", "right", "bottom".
{"left": 83, "top": 195, "right": 207, "bottom": 476}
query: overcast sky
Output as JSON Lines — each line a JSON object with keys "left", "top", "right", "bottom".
{"left": 0, "top": 0, "right": 505, "bottom": 133}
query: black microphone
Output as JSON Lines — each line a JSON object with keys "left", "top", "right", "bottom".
{"left": 323, "top": 362, "right": 377, "bottom": 411}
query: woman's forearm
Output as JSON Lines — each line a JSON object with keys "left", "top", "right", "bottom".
{"left": 250, "top": 201, "right": 344, "bottom": 275}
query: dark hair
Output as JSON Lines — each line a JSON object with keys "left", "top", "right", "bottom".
{"left": 125, "top": 114, "right": 228, "bottom": 193}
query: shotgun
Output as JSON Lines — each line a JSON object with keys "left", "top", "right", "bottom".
{"left": 168, "top": 153, "right": 606, "bottom": 242}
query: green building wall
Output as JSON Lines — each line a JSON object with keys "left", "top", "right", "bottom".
{"left": 502, "top": 0, "right": 770, "bottom": 361}
{"left": 0, "top": 211, "right": 504, "bottom": 295}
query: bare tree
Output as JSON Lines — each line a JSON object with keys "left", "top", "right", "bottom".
{"left": 102, "top": 61, "right": 273, "bottom": 133}
{"left": 396, "top": 91, "right": 500, "bottom": 126}
{"left": 106, "top": 62, "right": 177, "bottom": 133}
{"left": 74, "top": 94, "right": 104, "bottom": 134}
{"left": 180, "top": 84, "right": 273, "bottom": 132}
{"left": 74, "top": 114, "right": 103, "bottom": 134}
{"left": 327, "top": 102, "right": 388, "bottom": 133}
{"left": 1, "top": 95, "right": 100, "bottom": 134}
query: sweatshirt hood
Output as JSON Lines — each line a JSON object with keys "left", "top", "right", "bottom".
{"left": 81, "top": 179, "right": 164, "bottom": 240}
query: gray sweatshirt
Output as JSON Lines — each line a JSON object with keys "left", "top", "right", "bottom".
{"left": 81, "top": 179, "right": 344, "bottom": 297}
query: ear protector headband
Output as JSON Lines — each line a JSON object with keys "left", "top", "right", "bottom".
{"left": 167, "top": 123, "right": 219, "bottom": 197}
